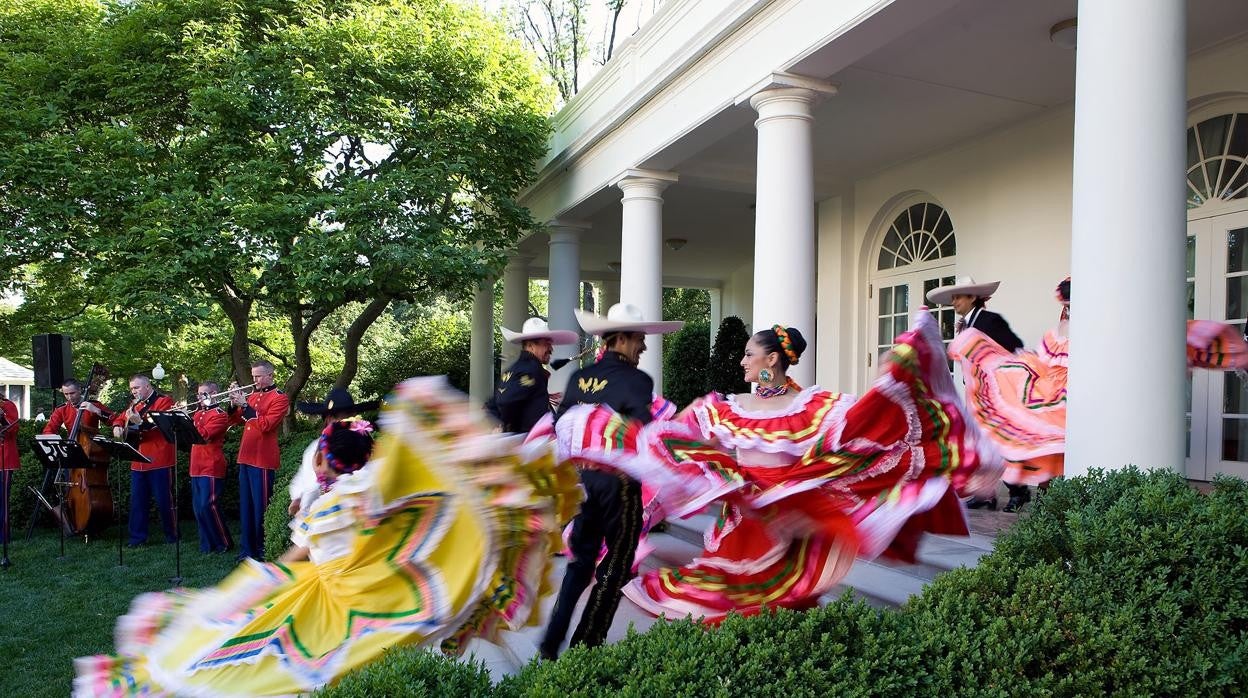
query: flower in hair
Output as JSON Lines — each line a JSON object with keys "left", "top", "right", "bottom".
{"left": 771, "top": 325, "right": 800, "bottom": 366}
{"left": 347, "top": 418, "right": 374, "bottom": 436}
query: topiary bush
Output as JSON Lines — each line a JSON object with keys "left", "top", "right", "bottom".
{"left": 661, "top": 322, "right": 709, "bottom": 409}
{"left": 707, "top": 316, "right": 750, "bottom": 396}
{"left": 325, "top": 467, "right": 1248, "bottom": 696}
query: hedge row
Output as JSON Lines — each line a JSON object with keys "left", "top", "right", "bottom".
{"left": 321, "top": 468, "right": 1248, "bottom": 696}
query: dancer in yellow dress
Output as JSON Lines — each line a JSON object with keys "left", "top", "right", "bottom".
{"left": 73, "top": 377, "right": 580, "bottom": 697}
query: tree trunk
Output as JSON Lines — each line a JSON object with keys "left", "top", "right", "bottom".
{"left": 217, "top": 288, "right": 253, "bottom": 385}
{"left": 334, "top": 296, "right": 391, "bottom": 390}
{"left": 283, "top": 307, "right": 332, "bottom": 423}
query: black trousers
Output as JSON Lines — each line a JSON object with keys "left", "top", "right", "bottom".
{"left": 540, "top": 469, "right": 643, "bottom": 657}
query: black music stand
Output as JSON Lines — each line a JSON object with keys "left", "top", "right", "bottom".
{"left": 81, "top": 437, "right": 148, "bottom": 567}
{"left": 149, "top": 411, "right": 203, "bottom": 584}
{"left": 28, "top": 435, "right": 89, "bottom": 558}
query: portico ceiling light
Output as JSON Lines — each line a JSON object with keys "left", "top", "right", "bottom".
{"left": 665, "top": 238, "right": 688, "bottom": 251}
{"left": 606, "top": 261, "right": 622, "bottom": 272}
{"left": 1049, "top": 18, "right": 1077, "bottom": 49}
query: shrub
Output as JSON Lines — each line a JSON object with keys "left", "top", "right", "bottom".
{"left": 707, "top": 316, "right": 749, "bottom": 395}
{"left": 661, "top": 322, "right": 710, "bottom": 409}
{"left": 357, "top": 313, "right": 481, "bottom": 398}
{"left": 319, "top": 645, "right": 494, "bottom": 697}
{"left": 328, "top": 467, "right": 1248, "bottom": 696}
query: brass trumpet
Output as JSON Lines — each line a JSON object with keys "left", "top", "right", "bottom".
{"left": 171, "top": 382, "right": 258, "bottom": 411}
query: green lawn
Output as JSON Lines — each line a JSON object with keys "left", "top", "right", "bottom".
{"left": 0, "top": 525, "right": 240, "bottom": 697}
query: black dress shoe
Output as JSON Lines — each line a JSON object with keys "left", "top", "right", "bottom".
{"left": 966, "top": 497, "right": 998, "bottom": 511}
{"left": 1003, "top": 486, "right": 1031, "bottom": 513}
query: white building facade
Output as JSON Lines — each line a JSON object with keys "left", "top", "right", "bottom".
{"left": 473, "top": 0, "right": 1248, "bottom": 481}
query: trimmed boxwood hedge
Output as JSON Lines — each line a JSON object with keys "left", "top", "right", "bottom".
{"left": 316, "top": 467, "right": 1248, "bottom": 696}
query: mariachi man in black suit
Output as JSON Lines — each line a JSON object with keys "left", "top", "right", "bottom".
{"left": 485, "top": 317, "right": 579, "bottom": 434}
{"left": 539, "top": 303, "right": 683, "bottom": 661}
{"left": 928, "top": 276, "right": 1027, "bottom": 511}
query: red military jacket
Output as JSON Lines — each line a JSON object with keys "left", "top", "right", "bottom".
{"left": 111, "top": 393, "right": 176, "bottom": 470}
{"left": 1, "top": 398, "right": 18, "bottom": 471}
{"left": 43, "top": 400, "right": 113, "bottom": 436}
{"left": 190, "top": 407, "right": 231, "bottom": 478}
{"left": 231, "top": 386, "right": 288, "bottom": 470}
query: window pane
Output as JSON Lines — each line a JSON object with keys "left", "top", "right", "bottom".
{"left": 1222, "top": 417, "right": 1248, "bottom": 461}
{"left": 894, "top": 285, "right": 908, "bottom": 314}
{"left": 1187, "top": 127, "right": 1200, "bottom": 170}
{"left": 1224, "top": 370, "right": 1245, "bottom": 414}
{"left": 878, "top": 317, "right": 892, "bottom": 345}
{"left": 878, "top": 250, "right": 896, "bottom": 270}
{"left": 1227, "top": 276, "right": 1247, "bottom": 320}
{"left": 895, "top": 314, "right": 908, "bottom": 335}
{"left": 1198, "top": 114, "right": 1232, "bottom": 160}
{"left": 1227, "top": 227, "right": 1248, "bottom": 273}
{"left": 1188, "top": 281, "right": 1196, "bottom": 320}
{"left": 940, "top": 308, "right": 956, "bottom": 339}
{"left": 879, "top": 286, "right": 892, "bottom": 314}
{"left": 1186, "top": 236, "right": 1196, "bottom": 278}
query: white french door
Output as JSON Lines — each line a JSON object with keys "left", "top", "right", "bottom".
{"left": 869, "top": 269, "right": 957, "bottom": 374}
{"left": 1188, "top": 209, "right": 1248, "bottom": 480}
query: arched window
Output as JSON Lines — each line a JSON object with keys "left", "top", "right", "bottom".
{"left": 1187, "top": 112, "right": 1248, "bottom": 209}
{"left": 869, "top": 201, "right": 957, "bottom": 367}
{"left": 877, "top": 202, "right": 956, "bottom": 270}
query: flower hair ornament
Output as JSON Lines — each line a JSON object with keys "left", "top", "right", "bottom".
{"left": 772, "top": 325, "right": 800, "bottom": 366}
{"left": 318, "top": 418, "right": 375, "bottom": 476}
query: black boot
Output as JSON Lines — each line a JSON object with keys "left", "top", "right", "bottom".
{"left": 1003, "top": 484, "right": 1031, "bottom": 513}
{"left": 966, "top": 496, "right": 998, "bottom": 511}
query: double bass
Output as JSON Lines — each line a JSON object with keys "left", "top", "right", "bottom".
{"left": 57, "top": 363, "right": 115, "bottom": 536}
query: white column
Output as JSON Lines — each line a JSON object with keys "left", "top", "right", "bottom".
{"left": 468, "top": 278, "right": 495, "bottom": 407}
{"left": 548, "top": 221, "right": 588, "bottom": 394}
{"left": 1066, "top": 0, "right": 1186, "bottom": 475}
{"left": 612, "top": 169, "right": 678, "bottom": 394}
{"left": 501, "top": 254, "right": 532, "bottom": 365}
{"left": 737, "top": 74, "right": 836, "bottom": 387}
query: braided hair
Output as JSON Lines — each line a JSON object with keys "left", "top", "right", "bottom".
{"left": 752, "top": 326, "right": 808, "bottom": 370}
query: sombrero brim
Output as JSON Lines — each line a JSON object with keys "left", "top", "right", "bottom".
{"left": 499, "top": 327, "right": 580, "bottom": 345}
{"left": 926, "top": 281, "right": 1001, "bottom": 306}
{"left": 575, "top": 309, "right": 684, "bottom": 336}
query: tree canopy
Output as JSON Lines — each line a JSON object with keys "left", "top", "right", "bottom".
{"left": 0, "top": 0, "right": 554, "bottom": 407}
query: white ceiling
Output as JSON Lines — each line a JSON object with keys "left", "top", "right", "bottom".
{"left": 520, "top": 0, "right": 1248, "bottom": 284}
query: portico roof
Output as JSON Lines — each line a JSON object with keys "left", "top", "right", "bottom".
{"left": 516, "top": 0, "right": 1248, "bottom": 284}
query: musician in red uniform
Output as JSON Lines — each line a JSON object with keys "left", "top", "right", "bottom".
{"left": 111, "top": 374, "right": 176, "bottom": 547}
{"left": 43, "top": 378, "right": 112, "bottom": 435}
{"left": 1, "top": 395, "right": 19, "bottom": 545}
{"left": 229, "top": 361, "right": 289, "bottom": 560}
{"left": 190, "top": 382, "right": 234, "bottom": 554}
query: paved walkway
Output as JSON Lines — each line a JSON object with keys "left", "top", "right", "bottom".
{"left": 461, "top": 503, "right": 1023, "bottom": 680}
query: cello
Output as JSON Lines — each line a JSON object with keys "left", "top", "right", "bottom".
{"left": 58, "top": 363, "right": 115, "bottom": 536}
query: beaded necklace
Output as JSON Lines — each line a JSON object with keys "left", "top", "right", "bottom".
{"left": 755, "top": 376, "right": 800, "bottom": 399}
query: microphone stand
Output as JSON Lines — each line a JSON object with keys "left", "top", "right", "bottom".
{"left": 171, "top": 427, "right": 182, "bottom": 585}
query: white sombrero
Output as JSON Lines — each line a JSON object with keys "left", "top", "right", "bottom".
{"left": 499, "top": 317, "right": 580, "bottom": 345}
{"left": 575, "top": 303, "right": 684, "bottom": 336}
{"left": 925, "top": 276, "right": 1001, "bottom": 306}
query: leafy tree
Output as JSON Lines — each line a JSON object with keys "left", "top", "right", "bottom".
{"left": 708, "top": 315, "right": 750, "bottom": 395}
{"left": 0, "top": 0, "right": 553, "bottom": 411}
{"left": 662, "top": 287, "right": 710, "bottom": 324}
